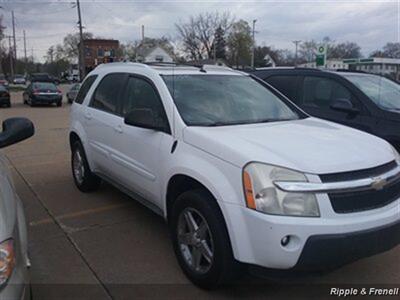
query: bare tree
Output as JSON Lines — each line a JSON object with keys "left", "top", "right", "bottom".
{"left": 176, "top": 12, "right": 233, "bottom": 60}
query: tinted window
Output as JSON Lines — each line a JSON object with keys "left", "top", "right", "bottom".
{"left": 163, "top": 75, "right": 299, "bottom": 126}
{"left": 91, "top": 73, "right": 125, "bottom": 114}
{"left": 75, "top": 75, "right": 97, "bottom": 104}
{"left": 123, "top": 76, "right": 169, "bottom": 129}
{"left": 344, "top": 74, "right": 400, "bottom": 111}
{"left": 302, "top": 76, "right": 352, "bottom": 109}
{"left": 33, "top": 82, "right": 57, "bottom": 90}
{"left": 265, "top": 76, "right": 298, "bottom": 101}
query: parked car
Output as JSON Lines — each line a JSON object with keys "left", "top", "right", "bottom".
{"left": 70, "top": 63, "right": 400, "bottom": 288}
{"left": 0, "top": 74, "right": 9, "bottom": 87}
{"left": 0, "top": 117, "right": 34, "bottom": 299}
{"left": 13, "top": 74, "right": 26, "bottom": 85}
{"left": 0, "top": 85, "right": 10, "bottom": 108}
{"left": 29, "top": 73, "right": 54, "bottom": 83}
{"left": 250, "top": 68, "right": 400, "bottom": 151}
{"left": 23, "top": 82, "right": 62, "bottom": 107}
{"left": 66, "top": 83, "right": 81, "bottom": 103}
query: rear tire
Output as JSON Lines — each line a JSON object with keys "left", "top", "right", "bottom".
{"left": 57, "top": 101, "right": 62, "bottom": 107}
{"left": 71, "top": 140, "right": 101, "bottom": 192}
{"left": 170, "top": 189, "right": 241, "bottom": 289}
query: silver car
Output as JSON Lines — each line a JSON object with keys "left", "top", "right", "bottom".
{"left": 0, "top": 117, "right": 34, "bottom": 299}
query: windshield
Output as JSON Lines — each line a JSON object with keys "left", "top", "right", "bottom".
{"left": 344, "top": 74, "right": 400, "bottom": 111}
{"left": 33, "top": 82, "right": 57, "bottom": 91}
{"left": 162, "top": 75, "right": 299, "bottom": 126}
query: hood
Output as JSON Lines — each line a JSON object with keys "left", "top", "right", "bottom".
{"left": 183, "top": 117, "right": 395, "bottom": 174}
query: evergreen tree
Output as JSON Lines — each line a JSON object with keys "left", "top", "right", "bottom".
{"left": 214, "top": 26, "right": 226, "bottom": 59}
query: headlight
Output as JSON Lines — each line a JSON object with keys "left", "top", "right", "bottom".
{"left": 243, "top": 163, "right": 320, "bottom": 217}
{"left": 0, "top": 239, "right": 15, "bottom": 286}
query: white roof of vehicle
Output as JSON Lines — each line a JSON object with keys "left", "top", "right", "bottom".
{"left": 92, "top": 62, "right": 245, "bottom": 76}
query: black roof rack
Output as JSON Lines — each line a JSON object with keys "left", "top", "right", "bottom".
{"left": 335, "top": 69, "right": 366, "bottom": 73}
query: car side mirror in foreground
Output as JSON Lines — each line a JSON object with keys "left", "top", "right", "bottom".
{"left": 124, "top": 108, "right": 164, "bottom": 131}
{"left": 330, "top": 98, "right": 360, "bottom": 114}
{"left": 0, "top": 118, "right": 35, "bottom": 148}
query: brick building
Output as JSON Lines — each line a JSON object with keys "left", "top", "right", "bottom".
{"left": 82, "top": 39, "right": 120, "bottom": 73}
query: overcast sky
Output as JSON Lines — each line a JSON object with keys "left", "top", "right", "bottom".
{"left": 0, "top": 0, "right": 398, "bottom": 62}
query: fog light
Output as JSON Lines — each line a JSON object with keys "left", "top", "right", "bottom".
{"left": 281, "top": 235, "right": 290, "bottom": 247}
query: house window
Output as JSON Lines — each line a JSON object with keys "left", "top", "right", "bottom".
{"left": 110, "top": 49, "right": 115, "bottom": 57}
{"left": 85, "top": 47, "right": 92, "bottom": 57}
{"left": 155, "top": 55, "right": 164, "bottom": 62}
{"left": 97, "top": 48, "right": 104, "bottom": 57}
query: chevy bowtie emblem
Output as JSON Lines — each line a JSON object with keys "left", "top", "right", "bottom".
{"left": 371, "top": 176, "right": 387, "bottom": 191}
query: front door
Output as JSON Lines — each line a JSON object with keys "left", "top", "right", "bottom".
{"left": 112, "top": 75, "right": 172, "bottom": 205}
{"left": 299, "top": 76, "right": 374, "bottom": 133}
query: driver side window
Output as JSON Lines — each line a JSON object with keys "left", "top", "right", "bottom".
{"left": 302, "top": 76, "right": 353, "bottom": 109}
{"left": 122, "top": 76, "right": 170, "bottom": 132}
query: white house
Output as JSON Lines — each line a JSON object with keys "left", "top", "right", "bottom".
{"left": 137, "top": 46, "right": 173, "bottom": 63}
{"left": 263, "top": 54, "right": 276, "bottom": 67}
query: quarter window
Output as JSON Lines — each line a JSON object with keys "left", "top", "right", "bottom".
{"left": 302, "top": 76, "right": 353, "bottom": 109}
{"left": 90, "top": 73, "right": 126, "bottom": 114}
{"left": 75, "top": 75, "right": 97, "bottom": 104}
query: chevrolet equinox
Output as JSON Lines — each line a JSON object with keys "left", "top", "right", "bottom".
{"left": 69, "top": 63, "right": 400, "bottom": 288}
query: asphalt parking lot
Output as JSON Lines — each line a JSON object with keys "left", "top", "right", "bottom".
{"left": 0, "top": 84, "right": 399, "bottom": 300}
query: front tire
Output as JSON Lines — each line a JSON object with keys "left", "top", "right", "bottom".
{"left": 170, "top": 189, "right": 241, "bottom": 289}
{"left": 71, "top": 141, "right": 101, "bottom": 192}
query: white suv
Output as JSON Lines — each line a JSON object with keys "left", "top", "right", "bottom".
{"left": 70, "top": 63, "right": 400, "bottom": 288}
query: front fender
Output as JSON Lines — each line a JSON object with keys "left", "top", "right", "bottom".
{"left": 163, "top": 142, "right": 245, "bottom": 260}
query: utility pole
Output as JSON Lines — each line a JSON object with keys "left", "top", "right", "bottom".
{"left": 23, "top": 30, "right": 27, "bottom": 73}
{"left": 293, "top": 40, "right": 301, "bottom": 67}
{"left": 12, "top": 10, "right": 17, "bottom": 61}
{"left": 76, "top": 0, "right": 85, "bottom": 80}
{"left": 8, "top": 36, "right": 14, "bottom": 78}
{"left": 251, "top": 19, "right": 257, "bottom": 69}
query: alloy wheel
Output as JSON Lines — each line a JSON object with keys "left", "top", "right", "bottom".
{"left": 177, "top": 208, "right": 214, "bottom": 274}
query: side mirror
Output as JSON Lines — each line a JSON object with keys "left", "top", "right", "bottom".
{"left": 124, "top": 108, "right": 164, "bottom": 131}
{"left": 0, "top": 118, "right": 35, "bottom": 148}
{"left": 330, "top": 98, "right": 359, "bottom": 114}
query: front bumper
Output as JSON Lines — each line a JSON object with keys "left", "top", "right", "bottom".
{"left": 295, "top": 219, "right": 400, "bottom": 270}
{"left": 223, "top": 198, "right": 400, "bottom": 270}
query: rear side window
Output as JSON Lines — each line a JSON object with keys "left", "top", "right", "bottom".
{"left": 90, "top": 73, "right": 126, "bottom": 114}
{"left": 75, "top": 75, "right": 97, "bottom": 104}
{"left": 265, "top": 76, "right": 298, "bottom": 102}
{"left": 302, "top": 76, "right": 352, "bottom": 109}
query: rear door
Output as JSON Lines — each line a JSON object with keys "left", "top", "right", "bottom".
{"left": 298, "top": 75, "right": 374, "bottom": 133}
{"left": 84, "top": 73, "right": 128, "bottom": 175}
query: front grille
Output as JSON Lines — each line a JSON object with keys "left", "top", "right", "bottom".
{"left": 320, "top": 161, "right": 400, "bottom": 213}
{"left": 320, "top": 161, "right": 397, "bottom": 182}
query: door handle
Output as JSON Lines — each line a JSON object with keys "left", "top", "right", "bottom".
{"left": 84, "top": 112, "right": 92, "bottom": 120}
{"left": 114, "top": 125, "right": 123, "bottom": 134}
